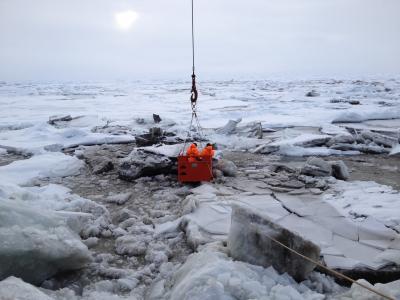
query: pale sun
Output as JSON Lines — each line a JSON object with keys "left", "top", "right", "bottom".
{"left": 115, "top": 10, "right": 138, "bottom": 31}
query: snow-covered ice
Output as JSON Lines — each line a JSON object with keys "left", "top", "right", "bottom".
{"left": 1, "top": 79, "right": 399, "bottom": 153}
{"left": 0, "top": 78, "right": 399, "bottom": 299}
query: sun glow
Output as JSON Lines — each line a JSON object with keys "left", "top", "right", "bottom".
{"left": 115, "top": 10, "right": 138, "bottom": 30}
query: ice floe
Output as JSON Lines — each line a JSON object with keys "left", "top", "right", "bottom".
{"left": 179, "top": 181, "right": 400, "bottom": 271}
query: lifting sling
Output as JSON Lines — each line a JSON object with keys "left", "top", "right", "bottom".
{"left": 178, "top": 0, "right": 213, "bottom": 183}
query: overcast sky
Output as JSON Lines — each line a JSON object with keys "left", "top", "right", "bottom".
{"left": 0, "top": 0, "right": 399, "bottom": 81}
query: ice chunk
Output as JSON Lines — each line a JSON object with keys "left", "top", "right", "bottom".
{"left": 390, "top": 144, "right": 400, "bottom": 155}
{"left": 106, "top": 192, "right": 132, "bottom": 205}
{"left": 215, "top": 159, "right": 238, "bottom": 177}
{"left": 329, "top": 160, "right": 350, "bottom": 181}
{"left": 277, "top": 214, "right": 334, "bottom": 248}
{"left": 301, "top": 157, "right": 332, "bottom": 177}
{"left": 324, "top": 180, "right": 400, "bottom": 229}
{"left": 216, "top": 118, "right": 242, "bottom": 134}
{"left": 140, "top": 143, "right": 183, "bottom": 158}
{"left": 332, "top": 109, "right": 400, "bottom": 123}
{"left": 0, "top": 277, "right": 53, "bottom": 300}
{"left": 358, "top": 217, "right": 397, "bottom": 241}
{"left": 190, "top": 183, "right": 219, "bottom": 195}
{"left": 237, "top": 194, "right": 289, "bottom": 222}
{"left": 118, "top": 149, "right": 173, "bottom": 181}
{"left": 338, "top": 278, "right": 400, "bottom": 300}
{"left": 332, "top": 235, "right": 389, "bottom": 270}
{"left": 320, "top": 124, "right": 351, "bottom": 136}
{"left": 323, "top": 255, "right": 361, "bottom": 270}
{"left": 0, "top": 200, "right": 91, "bottom": 285}
{"left": 183, "top": 203, "right": 232, "bottom": 236}
{"left": 115, "top": 235, "right": 148, "bottom": 256}
{"left": 374, "top": 249, "right": 400, "bottom": 265}
{"left": 228, "top": 204, "right": 321, "bottom": 281}
{"left": 152, "top": 246, "right": 326, "bottom": 300}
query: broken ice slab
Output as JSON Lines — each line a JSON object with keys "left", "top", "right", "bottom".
{"left": 375, "top": 249, "right": 400, "bottom": 265}
{"left": 321, "top": 246, "right": 344, "bottom": 256}
{"left": 274, "top": 193, "right": 336, "bottom": 217}
{"left": 215, "top": 118, "right": 242, "bottom": 135}
{"left": 183, "top": 203, "right": 232, "bottom": 236}
{"left": 228, "top": 204, "right": 321, "bottom": 281}
{"left": 358, "top": 216, "right": 398, "bottom": 241}
{"left": 332, "top": 235, "right": 390, "bottom": 270}
{"left": 225, "top": 178, "right": 272, "bottom": 195}
{"left": 323, "top": 255, "right": 362, "bottom": 270}
{"left": 48, "top": 114, "right": 72, "bottom": 125}
{"left": 309, "top": 215, "right": 359, "bottom": 241}
{"left": 359, "top": 240, "right": 391, "bottom": 251}
{"left": 389, "top": 239, "right": 400, "bottom": 251}
{"left": 236, "top": 194, "right": 290, "bottom": 222}
{"left": 277, "top": 214, "right": 334, "bottom": 249}
{"left": 0, "top": 199, "right": 92, "bottom": 285}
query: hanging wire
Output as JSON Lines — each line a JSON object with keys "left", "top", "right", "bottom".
{"left": 181, "top": 0, "right": 205, "bottom": 155}
{"left": 191, "top": 0, "right": 195, "bottom": 75}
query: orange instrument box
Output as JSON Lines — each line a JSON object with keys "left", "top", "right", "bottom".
{"left": 178, "top": 155, "right": 213, "bottom": 183}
